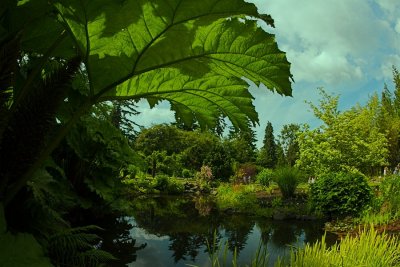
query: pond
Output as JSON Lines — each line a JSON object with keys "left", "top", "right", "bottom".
{"left": 97, "top": 196, "right": 337, "bottom": 267}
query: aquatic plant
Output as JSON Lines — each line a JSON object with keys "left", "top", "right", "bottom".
{"left": 197, "top": 226, "right": 400, "bottom": 267}
{"left": 280, "top": 227, "right": 400, "bottom": 267}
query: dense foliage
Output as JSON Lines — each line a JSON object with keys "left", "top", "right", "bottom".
{"left": 297, "top": 89, "right": 388, "bottom": 176}
{"left": 310, "top": 172, "right": 372, "bottom": 218}
{"left": 134, "top": 124, "right": 232, "bottom": 179}
{"left": 277, "top": 124, "right": 300, "bottom": 167}
{"left": 256, "top": 169, "right": 274, "bottom": 187}
{"left": 379, "top": 175, "right": 400, "bottom": 218}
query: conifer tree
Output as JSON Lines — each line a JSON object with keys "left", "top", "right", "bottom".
{"left": 258, "top": 121, "right": 277, "bottom": 168}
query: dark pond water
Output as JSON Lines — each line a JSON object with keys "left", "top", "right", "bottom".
{"left": 98, "top": 196, "right": 337, "bottom": 267}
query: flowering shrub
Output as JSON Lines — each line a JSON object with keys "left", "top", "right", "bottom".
{"left": 195, "top": 165, "right": 213, "bottom": 183}
{"left": 232, "top": 163, "right": 257, "bottom": 184}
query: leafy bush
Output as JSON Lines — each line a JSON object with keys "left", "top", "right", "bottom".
{"left": 181, "top": 169, "right": 192, "bottom": 178}
{"left": 233, "top": 163, "right": 257, "bottom": 184}
{"left": 256, "top": 168, "right": 274, "bottom": 187}
{"left": 310, "top": 172, "right": 372, "bottom": 217}
{"left": 153, "top": 175, "right": 184, "bottom": 194}
{"left": 380, "top": 174, "right": 400, "bottom": 216}
{"left": 153, "top": 174, "right": 170, "bottom": 192}
{"left": 195, "top": 165, "right": 213, "bottom": 183}
{"left": 166, "top": 178, "right": 185, "bottom": 194}
{"left": 124, "top": 164, "right": 138, "bottom": 178}
{"left": 274, "top": 167, "right": 300, "bottom": 198}
{"left": 215, "top": 184, "right": 257, "bottom": 211}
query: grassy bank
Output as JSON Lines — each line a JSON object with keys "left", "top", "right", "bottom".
{"left": 201, "top": 227, "right": 400, "bottom": 267}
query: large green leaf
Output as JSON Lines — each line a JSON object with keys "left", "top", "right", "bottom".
{"left": 13, "top": 0, "right": 292, "bottom": 130}
{"left": 0, "top": 231, "right": 53, "bottom": 267}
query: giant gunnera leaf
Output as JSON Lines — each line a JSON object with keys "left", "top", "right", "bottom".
{"left": 9, "top": 0, "right": 292, "bottom": 130}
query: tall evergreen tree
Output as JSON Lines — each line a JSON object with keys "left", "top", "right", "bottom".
{"left": 377, "top": 68, "right": 400, "bottom": 167}
{"left": 275, "top": 141, "right": 286, "bottom": 167}
{"left": 393, "top": 67, "right": 400, "bottom": 115}
{"left": 258, "top": 121, "right": 277, "bottom": 168}
{"left": 111, "top": 100, "right": 142, "bottom": 142}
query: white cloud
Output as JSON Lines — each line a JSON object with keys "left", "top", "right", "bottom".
{"left": 376, "top": 0, "right": 400, "bottom": 22}
{"left": 134, "top": 99, "right": 175, "bottom": 128}
{"left": 395, "top": 19, "right": 400, "bottom": 34}
{"left": 380, "top": 54, "right": 400, "bottom": 80}
{"left": 288, "top": 49, "right": 363, "bottom": 84}
{"left": 249, "top": 0, "right": 396, "bottom": 84}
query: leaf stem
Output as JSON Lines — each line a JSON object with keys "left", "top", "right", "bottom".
{"left": 11, "top": 30, "right": 67, "bottom": 112}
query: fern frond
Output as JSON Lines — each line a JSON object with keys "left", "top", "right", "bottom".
{"left": 0, "top": 57, "right": 81, "bottom": 199}
{"left": 48, "top": 225, "right": 116, "bottom": 267}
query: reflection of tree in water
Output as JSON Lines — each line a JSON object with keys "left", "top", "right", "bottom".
{"left": 169, "top": 233, "right": 204, "bottom": 262}
{"left": 256, "top": 220, "right": 273, "bottom": 245}
{"left": 131, "top": 196, "right": 223, "bottom": 263}
{"left": 194, "top": 196, "right": 215, "bottom": 216}
{"left": 97, "top": 216, "right": 147, "bottom": 267}
{"left": 165, "top": 224, "right": 223, "bottom": 263}
{"left": 270, "top": 222, "right": 301, "bottom": 248}
{"left": 302, "top": 220, "right": 337, "bottom": 246}
{"left": 221, "top": 215, "right": 254, "bottom": 255}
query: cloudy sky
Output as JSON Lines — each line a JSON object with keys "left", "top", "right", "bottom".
{"left": 134, "top": 0, "right": 400, "bottom": 148}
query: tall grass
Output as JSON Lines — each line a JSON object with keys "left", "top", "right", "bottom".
{"left": 274, "top": 167, "right": 301, "bottom": 198}
{"left": 198, "top": 227, "right": 400, "bottom": 267}
{"left": 279, "top": 227, "right": 400, "bottom": 267}
{"left": 357, "top": 210, "right": 392, "bottom": 225}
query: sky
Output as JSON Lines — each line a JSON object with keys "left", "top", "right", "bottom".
{"left": 133, "top": 0, "right": 400, "bottom": 148}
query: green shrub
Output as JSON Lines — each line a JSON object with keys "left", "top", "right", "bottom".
{"left": 153, "top": 175, "right": 184, "bottom": 194}
{"left": 231, "top": 163, "right": 258, "bottom": 184}
{"left": 154, "top": 174, "right": 169, "bottom": 192}
{"left": 380, "top": 174, "right": 400, "bottom": 216}
{"left": 274, "top": 167, "right": 300, "bottom": 198}
{"left": 215, "top": 184, "right": 257, "bottom": 211}
{"left": 195, "top": 165, "right": 213, "bottom": 183}
{"left": 310, "top": 172, "right": 372, "bottom": 218}
{"left": 181, "top": 168, "right": 192, "bottom": 178}
{"left": 256, "top": 168, "right": 274, "bottom": 187}
{"left": 166, "top": 178, "right": 185, "bottom": 194}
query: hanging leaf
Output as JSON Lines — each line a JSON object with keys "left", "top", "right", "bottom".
{"left": 11, "top": 0, "right": 292, "bottom": 131}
